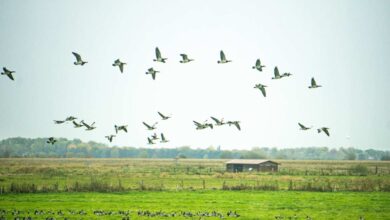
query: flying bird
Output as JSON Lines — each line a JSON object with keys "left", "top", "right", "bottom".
{"left": 252, "top": 59, "right": 265, "bottom": 71}
{"left": 115, "top": 125, "right": 128, "bottom": 134}
{"left": 272, "top": 67, "right": 283, "bottom": 80}
{"left": 317, "top": 127, "right": 330, "bottom": 136}
{"left": 151, "top": 133, "right": 159, "bottom": 140}
{"left": 153, "top": 47, "right": 167, "bottom": 63}
{"left": 72, "top": 121, "right": 83, "bottom": 128}
{"left": 147, "top": 137, "right": 155, "bottom": 145}
{"left": 112, "top": 59, "right": 126, "bottom": 73}
{"left": 143, "top": 122, "right": 158, "bottom": 130}
{"left": 158, "top": 112, "right": 171, "bottom": 120}
{"left": 193, "top": 121, "right": 207, "bottom": 130}
{"left": 210, "top": 117, "right": 225, "bottom": 126}
{"left": 254, "top": 83, "right": 267, "bottom": 97}
{"left": 1, "top": 67, "right": 15, "bottom": 81}
{"left": 217, "top": 50, "right": 232, "bottom": 64}
{"left": 145, "top": 68, "right": 159, "bottom": 80}
{"left": 309, "top": 77, "right": 322, "bottom": 89}
{"left": 298, "top": 123, "right": 312, "bottom": 130}
{"left": 72, "top": 52, "right": 87, "bottom": 65}
{"left": 65, "top": 116, "right": 77, "bottom": 121}
{"left": 179, "top": 54, "right": 194, "bottom": 63}
{"left": 54, "top": 120, "right": 66, "bottom": 124}
{"left": 160, "top": 133, "right": 169, "bottom": 143}
{"left": 46, "top": 137, "right": 57, "bottom": 145}
{"left": 105, "top": 135, "right": 115, "bottom": 143}
{"left": 282, "top": 72, "right": 292, "bottom": 77}
{"left": 227, "top": 121, "right": 241, "bottom": 131}
{"left": 81, "top": 120, "right": 96, "bottom": 131}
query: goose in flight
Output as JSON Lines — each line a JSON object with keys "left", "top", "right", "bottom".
{"left": 112, "top": 59, "right": 126, "bottom": 73}
{"left": 114, "top": 125, "right": 128, "bottom": 134}
{"left": 66, "top": 116, "right": 77, "bottom": 121}
{"left": 54, "top": 120, "right": 66, "bottom": 124}
{"left": 317, "top": 127, "right": 330, "bottom": 136}
{"left": 254, "top": 83, "right": 267, "bottom": 97}
{"left": 145, "top": 68, "right": 159, "bottom": 80}
{"left": 298, "top": 123, "right": 312, "bottom": 130}
{"left": 309, "top": 77, "right": 322, "bottom": 89}
{"left": 151, "top": 133, "right": 159, "bottom": 140}
{"left": 153, "top": 47, "right": 167, "bottom": 63}
{"left": 227, "top": 121, "right": 241, "bottom": 131}
{"left": 158, "top": 112, "right": 171, "bottom": 120}
{"left": 210, "top": 117, "right": 225, "bottom": 126}
{"left": 46, "top": 137, "right": 57, "bottom": 145}
{"left": 252, "top": 59, "right": 265, "bottom": 72}
{"left": 105, "top": 135, "right": 115, "bottom": 143}
{"left": 1, "top": 67, "right": 15, "bottom": 81}
{"left": 272, "top": 67, "right": 283, "bottom": 79}
{"left": 179, "top": 54, "right": 194, "bottom": 63}
{"left": 143, "top": 122, "right": 158, "bottom": 130}
{"left": 72, "top": 52, "right": 87, "bottom": 65}
{"left": 193, "top": 121, "right": 208, "bottom": 130}
{"left": 160, "top": 133, "right": 169, "bottom": 143}
{"left": 81, "top": 120, "right": 96, "bottom": 131}
{"left": 217, "top": 50, "right": 232, "bottom": 64}
{"left": 147, "top": 137, "right": 155, "bottom": 145}
{"left": 72, "top": 121, "right": 83, "bottom": 128}
{"left": 205, "top": 121, "right": 214, "bottom": 129}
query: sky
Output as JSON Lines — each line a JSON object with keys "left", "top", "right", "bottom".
{"left": 0, "top": 0, "right": 389, "bottom": 150}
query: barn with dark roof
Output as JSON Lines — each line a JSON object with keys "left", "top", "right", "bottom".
{"left": 225, "top": 159, "right": 279, "bottom": 172}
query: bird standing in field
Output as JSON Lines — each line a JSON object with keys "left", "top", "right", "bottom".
{"left": 1, "top": 67, "right": 15, "bottom": 81}
{"left": 252, "top": 59, "right": 265, "bottom": 72}
{"left": 317, "top": 127, "right": 330, "bottom": 136}
{"left": 47, "top": 137, "right": 57, "bottom": 145}
{"left": 153, "top": 47, "right": 167, "bottom": 63}
{"left": 254, "top": 83, "right": 267, "bottom": 97}
{"left": 145, "top": 68, "right": 159, "bottom": 80}
{"left": 112, "top": 59, "right": 126, "bottom": 73}
{"left": 217, "top": 50, "right": 232, "bottom": 64}
{"left": 72, "top": 52, "right": 87, "bottom": 65}
{"left": 179, "top": 54, "right": 194, "bottom": 63}
{"left": 298, "top": 123, "right": 312, "bottom": 130}
{"left": 308, "top": 77, "right": 322, "bottom": 89}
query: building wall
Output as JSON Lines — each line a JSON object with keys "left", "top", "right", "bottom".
{"left": 226, "top": 162, "right": 278, "bottom": 172}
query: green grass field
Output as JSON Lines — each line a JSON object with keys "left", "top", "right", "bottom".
{"left": 1, "top": 191, "right": 390, "bottom": 219}
{"left": 0, "top": 159, "right": 389, "bottom": 219}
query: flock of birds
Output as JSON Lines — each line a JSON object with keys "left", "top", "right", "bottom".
{"left": 2, "top": 46, "right": 330, "bottom": 146}
{"left": 0, "top": 209, "right": 240, "bottom": 219}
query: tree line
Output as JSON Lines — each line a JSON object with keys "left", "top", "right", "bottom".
{"left": 0, "top": 137, "right": 389, "bottom": 160}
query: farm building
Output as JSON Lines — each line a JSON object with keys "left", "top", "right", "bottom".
{"left": 225, "top": 159, "right": 279, "bottom": 172}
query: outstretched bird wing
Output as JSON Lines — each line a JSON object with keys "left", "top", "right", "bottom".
{"left": 274, "top": 67, "right": 280, "bottom": 77}
{"left": 72, "top": 52, "right": 82, "bottom": 62}
{"left": 180, "top": 54, "right": 188, "bottom": 60}
{"left": 6, "top": 73, "right": 14, "bottom": 80}
{"left": 151, "top": 71, "right": 156, "bottom": 80}
{"left": 119, "top": 63, "right": 124, "bottom": 73}
{"left": 210, "top": 117, "right": 221, "bottom": 124}
{"left": 235, "top": 123, "right": 241, "bottom": 131}
{"left": 143, "top": 122, "right": 152, "bottom": 129}
{"left": 260, "top": 87, "right": 266, "bottom": 97}
{"left": 298, "top": 123, "right": 306, "bottom": 129}
{"left": 256, "top": 59, "right": 260, "bottom": 67}
{"left": 193, "top": 121, "right": 202, "bottom": 126}
{"left": 220, "top": 50, "right": 226, "bottom": 61}
{"left": 311, "top": 78, "right": 317, "bottom": 87}
{"left": 158, "top": 112, "right": 166, "bottom": 119}
{"left": 323, "top": 128, "right": 330, "bottom": 136}
{"left": 155, "top": 47, "right": 161, "bottom": 59}
{"left": 161, "top": 133, "right": 166, "bottom": 141}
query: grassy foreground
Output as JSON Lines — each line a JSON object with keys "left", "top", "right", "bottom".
{"left": 0, "top": 191, "right": 389, "bottom": 219}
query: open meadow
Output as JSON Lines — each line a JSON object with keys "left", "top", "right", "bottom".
{"left": 0, "top": 159, "right": 389, "bottom": 219}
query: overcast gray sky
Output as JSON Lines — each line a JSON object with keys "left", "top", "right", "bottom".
{"left": 0, "top": 0, "right": 389, "bottom": 150}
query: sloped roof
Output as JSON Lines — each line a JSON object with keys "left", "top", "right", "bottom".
{"left": 225, "top": 159, "right": 278, "bottom": 165}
